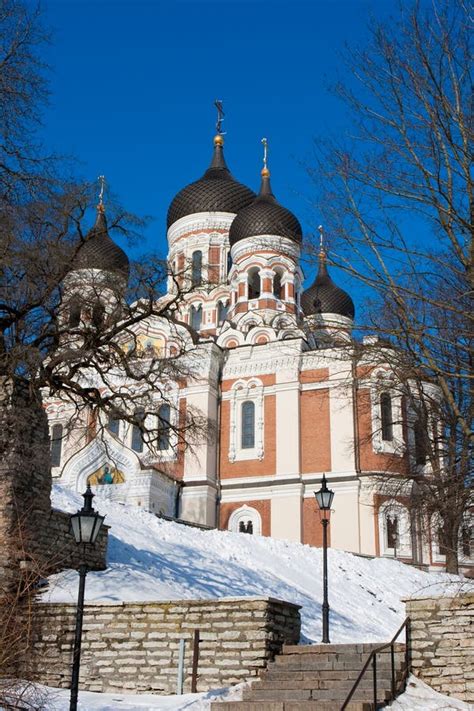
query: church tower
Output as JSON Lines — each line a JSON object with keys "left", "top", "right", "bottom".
{"left": 166, "top": 107, "right": 255, "bottom": 337}
{"left": 225, "top": 139, "right": 304, "bottom": 343}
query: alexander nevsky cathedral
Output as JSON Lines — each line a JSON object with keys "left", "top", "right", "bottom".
{"left": 45, "top": 118, "right": 472, "bottom": 574}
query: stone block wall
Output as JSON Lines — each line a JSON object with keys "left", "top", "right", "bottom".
{"left": 406, "top": 594, "right": 473, "bottom": 703}
{"left": 0, "top": 377, "right": 107, "bottom": 595}
{"left": 29, "top": 597, "right": 301, "bottom": 694}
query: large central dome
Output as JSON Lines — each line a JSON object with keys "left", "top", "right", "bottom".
{"left": 167, "top": 136, "right": 255, "bottom": 229}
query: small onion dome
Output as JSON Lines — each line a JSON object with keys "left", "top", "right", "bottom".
{"left": 74, "top": 206, "right": 130, "bottom": 279}
{"left": 229, "top": 169, "right": 302, "bottom": 246}
{"left": 167, "top": 135, "right": 255, "bottom": 229}
{"left": 301, "top": 254, "right": 355, "bottom": 319}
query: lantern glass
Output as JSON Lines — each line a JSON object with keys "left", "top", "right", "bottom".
{"left": 314, "top": 476, "right": 335, "bottom": 511}
{"left": 70, "top": 511, "right": 105, "bottom": 544}
{"left": 70, "top": 486, "right": 105, "bottom": 544}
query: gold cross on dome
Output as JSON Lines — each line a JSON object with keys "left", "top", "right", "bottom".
{"left": 214, "top": 99, "right": 225, "bottom": 135}
{"left": 98, "top": 175, "right": 106, "bottom": 206}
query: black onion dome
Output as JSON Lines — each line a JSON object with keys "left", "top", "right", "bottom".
{"left": 301, "top": 256, "right": 355, "bottom": 319}
{"left": 74, "top": 207, "right": 130, "bottom": 279}
{"left": 229, "top": 172, "right": 302, "bottom": 246}
{"left": 167, "top": 137, "right": 255, "bottom": 229}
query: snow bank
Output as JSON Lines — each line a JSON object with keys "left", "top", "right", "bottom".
{"left": 47, "top": 484, "right": 471, "bottom": 644}
{"left": 4, "top": 677, "right": 471, "bottom": 711}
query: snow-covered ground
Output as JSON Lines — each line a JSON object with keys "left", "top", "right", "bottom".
{"left": 47, "top": 484, "right": 471, "bottom": 644}
{"left": 3, "top": 676, "right": 472, "bottom": 711}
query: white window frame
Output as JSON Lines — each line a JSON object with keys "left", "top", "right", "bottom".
{"left": 378, "top": 501, "right": 412, "bottom": 557}
{"left": 370, "top": 373, "right": 404, "bottom": 455}
{"left": 228, "top": 378, "right": 264, "bottom": 462}
{"left": 228, "top": 505, "right": 262, "bottom": 536}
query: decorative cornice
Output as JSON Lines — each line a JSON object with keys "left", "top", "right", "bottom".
{"left": 167, "top": 212, "right": 235, "bottom": 247}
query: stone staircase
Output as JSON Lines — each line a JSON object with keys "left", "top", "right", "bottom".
{"left": 213, "top": 642, "right": 406, "bottom": 711}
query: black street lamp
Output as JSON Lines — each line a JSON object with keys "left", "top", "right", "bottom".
{"left": 69, "top": 485, "right": 105, "bottom": 711}
{"left": 314, "top": 474, "right": 335, "bottom": 644}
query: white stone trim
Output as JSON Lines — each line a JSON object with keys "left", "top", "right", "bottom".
{"left": 166, "top": 212, "right": 235, "bottom": 247}
{"left": 370, "top": 371, "right": 405, "bottom": 455}
{"left": 228, "top": 505, "right": 262, "bottom": 535}
{"left": 228, "top": 378, "right": 264, "bottom": 462}
{"left": 378, "top": 500, "right": 412, "bottom": 558}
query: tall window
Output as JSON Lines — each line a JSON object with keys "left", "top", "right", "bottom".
{"left": 386, "top": 515, "right": 398, "bottom": 549}
{"left": 191, "top": 250, "right": 202, "bottom": 287}
{"left": 92, "top": 302, "right": 105, "bottom": 328}
{"left": 217, "top": 301, "right": 228, "bottom": 325}
{"left": 131, "top": 408, "right": 145, "bottom": 453}
{"left": 50, "top": 424, "right": 63, "bottom": 467}
{"left": 273, "top": 270, "right": 284, "bottom": 299}
{"left": 227, "top": 252, "right": 232, "bottom": 274}
{"left": 380, "top": 393, "right": 393, "bottom": 441}
{"left": 461, "top": 525, "right": 472, "bottom": 558}
{"left": 241, "top": 401, "right": 255, "bottom": 449}
{"left": 414, "top": 419, "right": 427, "bottom": 465}
{"left": 158, "top": 403, "right": 171, "bottom": 451}
{"left": 107, "top": 417, "right": 120, "bottom": 437}
{"left": 190, "top": 304, "right": 202, "bottom": 331}
{"left": 69, "top": 299, "right": 81, "bottom": 327}
{"left": 248, "top": 268, "right": 261, "bottom": 300}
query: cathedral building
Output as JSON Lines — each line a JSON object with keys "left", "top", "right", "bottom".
{"left": 45, "top": 130, "right": 472, "bottom": 573}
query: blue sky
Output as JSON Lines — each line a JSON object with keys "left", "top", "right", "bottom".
{"left": 40, "top": 0, "right": 396, "bottom": 288}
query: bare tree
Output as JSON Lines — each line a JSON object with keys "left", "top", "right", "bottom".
{"left": 307, "top": 0, "right": 473, "bottom": 572}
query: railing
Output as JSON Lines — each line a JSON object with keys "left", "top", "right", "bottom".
{"left": 340, "top": 617, "right": 411, "bottom": 710}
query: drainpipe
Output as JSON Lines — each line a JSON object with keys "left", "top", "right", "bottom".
{"left": 351, "top": 350, "right": 362, "bottom": 553}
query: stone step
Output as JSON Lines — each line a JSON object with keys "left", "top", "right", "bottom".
{"left": 243, "top": 687, "right": 391, "bottom": 702}
{"left": 282, "top": 643, "right": 405, "bottom": 655}
{"left": 211, "top": 702, "right": 374, "bottom": 711}
{"left": 268, "top": 656, "right": 404, "bottom": 672}
{"left": 252, "top": 675, "right": 399, "bottom": 691}
{"left": 261, "top": 668, "right": 402, "bottom": 682}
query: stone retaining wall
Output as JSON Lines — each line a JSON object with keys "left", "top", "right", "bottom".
{"left": 29, "top": 597, "right": 301, "bottom": 694}
{"left": 406, "top": 593, "right": 473, "bottom": 703}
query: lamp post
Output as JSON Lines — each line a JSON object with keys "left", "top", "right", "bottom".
{"left": 314, "top": 474, "right": 335, "bottom": 644}
{"left": 69, "top": 485, "right": 105, "bottom": 711}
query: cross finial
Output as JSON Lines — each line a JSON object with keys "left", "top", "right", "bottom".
{"left": 318, "top": 225, "right": 326, "bottom": 258}
{"left": 98, "top": 175, "right": 106, "bottom": 211}
{"left": 214, "top": 99, "right": 225, "bottom": 135}
{"left": 262, "top": 137, "right": 268, "bottom": 170}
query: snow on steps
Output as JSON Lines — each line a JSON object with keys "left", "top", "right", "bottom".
{"left": 212, "top": 643, "right": 406, "bottom": 711}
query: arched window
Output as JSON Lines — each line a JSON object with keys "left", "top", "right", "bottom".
{"left": 158, "top": 403, "right": 171, "bottom": 451}
{"left": 386, "top": 515, "right": 398, "bottom": 550}
{"left": 106, "top": 416, "right": 120, "bottom": 437}
{"left": 217, "top": 301, "right": 228, "bottom": 325}
{"left": 69, "top": 299, "right": 81, "bottom": 327}
{"left": 229, "top": 505, "right": 262, "bottom": 535}
{"left": 414, "top": 419, "right": 427, "bottom": 465}
{"left": 50, "top": 424, "right": 63, "bottom": 467}
{"left": 461, "top": 525, "right": 472, "bottom": 558}
{"left": 191, "top": 250, "right": 202, "bottom": 287}
{"left": 92, "top": 302, "right": 105, "bottom": 328}
{"left": 248, "top": 268, "right": 261, "bottom": 300}
{"left": 380, "top": 393, "right": 393, "bottom": 441}
{"left": 227, "top": 252, "right": 232, "bottom": 274}
{"left": 273, "top": 270, "right": 285, "bottom": 299}
{"left": 241, "top": 400, "right": 255, "bottom": 449}
{"left": 131, "top": 408, "right": 145, "bottom": 453}
{"left": 190, "top": 304, "right": 202, "bottom": 331}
